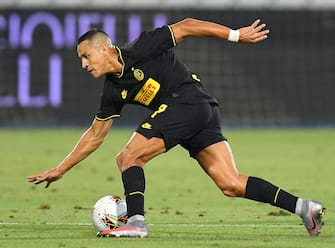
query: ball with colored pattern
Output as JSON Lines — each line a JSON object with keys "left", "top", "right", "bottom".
{"left": 92, "top": 195, "right": 127, "bottom": 231}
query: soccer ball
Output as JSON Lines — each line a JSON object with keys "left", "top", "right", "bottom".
{"left": 92, "top": 195, "right": 127, "bottom": 231}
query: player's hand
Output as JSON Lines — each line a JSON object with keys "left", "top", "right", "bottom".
{"left": 238, "top": 19, "right": 269, "bottom": 43}
{"left": 27, "top": 168, "right": 63, "bottom": 188}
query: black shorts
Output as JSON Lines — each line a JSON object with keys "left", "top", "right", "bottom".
{"left": 136, "top": 102, "right": 227, "bottom": 158}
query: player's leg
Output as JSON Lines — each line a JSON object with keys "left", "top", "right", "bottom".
{"left": 195, "top": 140, "right": 325, "bottom": 236}
{"left": 99, "top": 102, "right": 218, "bottom": 238}
{"left": 195, "top": 140, "right": 247, "bottom": 197}
{"left": 98, "top": 133, "right": 166, "bottom": 238}
{"left": 196, "top": 140, "right": 299, "bottom": 206}
{"left": 116, "top": 102, "right": 218, "bottom": 224}
{"left": 116, "top": 132, "right": 166, "bottom": 172}
{"left": 116, "top": 132, "right": 166, "bottom": 221}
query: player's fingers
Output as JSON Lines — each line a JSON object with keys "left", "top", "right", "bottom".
{"left": 252, "top": 34, "right": 268, "bottom": 43}
{"left": 45, "top": 181, "right": 51, "bottom": 189}
{"left": 27, "top": 176, "right": 35, "bottom": 182}
{"left": 253, "top": 29, "right": 270, "bottom": 38}
{"left": 34, "top": 177, "right": 45, "bottom": 184}
{"left": 27, "top": 174, "right": 45, "bottom": 184}
{"left": 255, "top": 23, "right": 267, "bottom": 32}
{"left": 251, "top": 19, "right": 260, "bottom": 28}
{"left": 27, "top": 175, "right": 40, "bottom": 182}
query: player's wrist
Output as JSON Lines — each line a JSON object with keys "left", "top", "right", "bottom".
{"left": 55, "top": 165, "right": 67, "bottom": 176}
{"left": 228, "top": 29, "right": 240, "bottom": 42}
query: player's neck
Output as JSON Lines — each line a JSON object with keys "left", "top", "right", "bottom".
{"left": 108, "top": 47, "right": 123, "bottom": 76}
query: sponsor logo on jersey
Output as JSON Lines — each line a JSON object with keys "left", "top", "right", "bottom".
{"left": 121, "top": 89, "right": 128, "bottom": 100}
{"left": 192, "top": 74, "right": 201, "bottom": 82}
{"left": 141, "top": 122, "right": 152, "bottom": 129}
{"left": 134, "top": 78, "right": 160, "bottom": 106}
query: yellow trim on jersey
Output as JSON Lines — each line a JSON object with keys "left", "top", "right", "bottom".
{"left": 133, "top": 78, "right": 160, "bottom": 106}
{"left": 167, "top": 25, "right": 177, "bottom": 46}
{"left": 115, "top": 46, "right": 125, "bottom": 78}
{"left": 95, "top": 115, "right": 120, "bottom": 121}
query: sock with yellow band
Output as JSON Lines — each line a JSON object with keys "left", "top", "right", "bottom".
{"left": 245, "top": 176, "right": 298, "bottom": 213}
{"left": 122, "top": 166, "right": 145, "bottom": 218}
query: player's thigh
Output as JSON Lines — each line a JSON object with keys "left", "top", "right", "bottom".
{"left": 117, "top": 132, "right": 166, "bottom": 171}
{"left": 195, "top": 141, "right": 248, "bottom": 195}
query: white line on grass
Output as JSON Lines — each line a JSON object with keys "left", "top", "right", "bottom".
{"left": 0, "top": 222, "right": 301, "bottom": 228}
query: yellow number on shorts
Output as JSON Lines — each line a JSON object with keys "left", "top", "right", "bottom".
{"left": 151, "top": 104, "right": 168, "bottom": 118}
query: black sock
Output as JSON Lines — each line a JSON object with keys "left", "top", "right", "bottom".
{"left": 122, "top": 166, "right": 145, "bottom": 218}
{"left": 245, "top": 176, "right": 298, "bottom": 213}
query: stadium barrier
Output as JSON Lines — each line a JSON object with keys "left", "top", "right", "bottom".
{"left": 0, "top": 9, "right": 334, "bottom": 126}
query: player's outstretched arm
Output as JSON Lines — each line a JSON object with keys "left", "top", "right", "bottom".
{"left": 27, "top": 118, "right": 113, "bottom": 188}
{"left": 170, "top": 18, "right": 269, "bottom": 44}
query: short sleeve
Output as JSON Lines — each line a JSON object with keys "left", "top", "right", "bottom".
{"left": 95, "top": 94, "right": 124, "bottom": 121}
{"left": 132, "top": 25, "right": 176, "bottom": 60}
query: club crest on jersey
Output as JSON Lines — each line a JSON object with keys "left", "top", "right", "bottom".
{"left": 132, "top": 68, "right": 144, "bottom": 81}
{"left": 121, "top": 89, "right": 128, "bottom": 100}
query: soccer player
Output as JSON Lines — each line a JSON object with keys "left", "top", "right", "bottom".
{"left": 27, "top": 18, "right": 325, "bottom": 238}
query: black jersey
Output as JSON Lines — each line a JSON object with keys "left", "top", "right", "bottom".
{"left": 96, "top": 25, "right": 218, "bottom": 121}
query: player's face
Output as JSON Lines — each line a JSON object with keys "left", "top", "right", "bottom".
{"left": 77, "top": 40, "right": 108, "bottom": 78}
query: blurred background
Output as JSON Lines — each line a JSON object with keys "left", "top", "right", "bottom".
{"left": 0, "top": 0, "right": 334, "bottom": 127}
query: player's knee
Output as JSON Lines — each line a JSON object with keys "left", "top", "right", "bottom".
{"left": 221, "top": 186, "right": 243, "bottom": 197}
{"left": 219, "top": 180, "right": 245, "bottom": 197}
{"left": 116, "top": 150, "right": 131, "bottom": 171}
{"left": 116, "top": 152, "right": 123, "bottom": 171}
{"left": 116, "top": 149, "right": 146, "bottom": 172}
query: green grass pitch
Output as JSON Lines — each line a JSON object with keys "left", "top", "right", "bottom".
{"left": 0, "top": 128, "right": 334, "bottom": 247}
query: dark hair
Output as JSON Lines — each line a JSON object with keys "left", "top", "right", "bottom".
{"left": 77, "top": 29, "right": 110, "bottom": 45}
